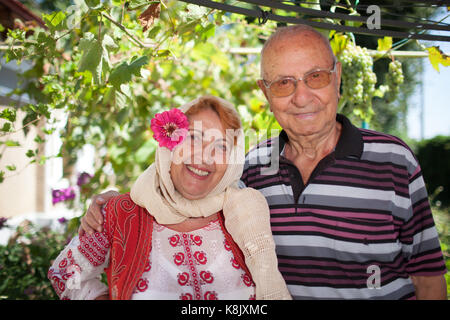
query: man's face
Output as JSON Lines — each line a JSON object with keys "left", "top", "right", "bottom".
{"left": 258, "top": 32, "right": 342, "bottom": 140}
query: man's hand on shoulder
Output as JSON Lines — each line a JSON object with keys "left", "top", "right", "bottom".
{"left": 78, "top": 190, "right": 120, "bottom": 236}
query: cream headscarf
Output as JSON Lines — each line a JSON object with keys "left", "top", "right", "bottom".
{"left": 130, "top": 95, "right": 291, "bottom": 300}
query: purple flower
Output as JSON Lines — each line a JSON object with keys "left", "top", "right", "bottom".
{"left": 57, "top": 217, "right": 67, "bottom": 224}
{"left": 77, "top": 172, "right": 93, "bottom": 187}
{"left": 52, "top": 187, "right": 76, "bottom": 205}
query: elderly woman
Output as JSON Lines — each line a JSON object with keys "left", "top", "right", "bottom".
{"left": 48, "top": 95, "right": 291, "bottom": 300}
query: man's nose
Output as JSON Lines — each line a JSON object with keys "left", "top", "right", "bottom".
{"left": 291, "top": 79, "right": 314, "bottom": 107}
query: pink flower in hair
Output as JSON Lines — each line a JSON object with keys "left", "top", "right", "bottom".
{"left": 150, "top": 108, "right": 189, "bottom": 151}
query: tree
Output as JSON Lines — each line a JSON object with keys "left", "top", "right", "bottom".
{"left": 0, "top": 0, "right": 435, "bottom": 211}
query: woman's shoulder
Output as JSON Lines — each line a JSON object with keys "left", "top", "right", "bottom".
{"left": 103, "top": 192, "right": 153, "bottom": 235}
{"left": 105, "top": 192, "right": 139, "bottom": 212}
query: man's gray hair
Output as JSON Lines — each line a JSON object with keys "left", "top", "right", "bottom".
{"left": 260, "top": 24, "right": 336, "bottom": 77}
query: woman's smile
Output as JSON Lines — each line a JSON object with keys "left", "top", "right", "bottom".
{"left": 185, "top": 164, "right": 211, "bottom": 179}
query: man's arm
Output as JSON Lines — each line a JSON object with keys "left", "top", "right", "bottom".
{"left": 411, "top": 275, "right": 447, "bottom": 300}
{"left": 78, "top": 190, "right": 119, "bottom": 236}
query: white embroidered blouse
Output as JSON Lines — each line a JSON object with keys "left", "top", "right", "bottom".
{"left": 48, "top": 211, "right": 255, "bottom": 300}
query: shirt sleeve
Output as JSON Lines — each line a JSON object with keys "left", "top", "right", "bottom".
{"left": 48, "top": 206, "right": 111, "bottom": 300}
{"left": 401, "top": 165, "right": 447, "bottom": 276}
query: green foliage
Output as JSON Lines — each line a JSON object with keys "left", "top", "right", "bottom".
{"left": 0, "top": 220, "right": 75, "bottom": 300}
{"left": 0, "top": 0, "right": 277, "bottom": 203}
{"left": 416, "top": 135, "right": 450, "bottom": 207}
{"left": 0, "top": 1, "right": 406, "bottom": 208}
{"left": 431, "top": 204, "right": 450, "bottom": 299}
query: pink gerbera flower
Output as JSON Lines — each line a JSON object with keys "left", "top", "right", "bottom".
{"left": 150, "top": 108, "right": 189, "bottom": 151}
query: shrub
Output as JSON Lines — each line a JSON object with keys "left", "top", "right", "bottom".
{"left": 416, "top": 135, "right": 450, "bottom": 207}
{"left": 0, "top": 219, "right": 76, "bottom": 300}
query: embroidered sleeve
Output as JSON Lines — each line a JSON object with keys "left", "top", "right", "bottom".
{"left": 48, "top": 206, "right": 111, "bottom": 300}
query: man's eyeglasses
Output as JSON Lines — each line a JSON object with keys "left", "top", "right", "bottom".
{"left": 261, "top": 61, "right": 337, "bottom": 97}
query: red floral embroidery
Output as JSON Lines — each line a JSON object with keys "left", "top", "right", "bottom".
{"left": 136, "top": 278, "right": 149, "bottom": 292}
{"left": 77, "top": 231, "right": 110, "bottom": 267}
{"left": 174, "top": 252, "right": 185, "bottom": 266}
{"left": 204, "top": 291, "right": 218, "bottom": 300}
{"left": 48, "top": 249, "right": 80, "bottom": 298}
{"left": 180, "top": 293, "right": 193, "bottom": 300}
{"left": 169, "top": 234, "right": 180, "bottom": 247}
{"left": 230, "top": 257, "right": 240, "bottom": 269}
{"left": 59, "top": 258, "right": 68, "bottom": 268}
{"left": 178, "top": 272, "right": 190, "bottom": 286}
{"left": 199, "top": 271, "right": 214, "bottom": 284}
{"left": 193, "top": 251, "right": 207, "bottom": 264}
{"left": 143, "top": 260, "right": 151, "bottom": 272}
{"left": 190, "top": 234, "right": 202, "bottom": 246}
{"left": 223, "top": 239, "right": 232, "bottom": 251}
{"left": 242, "top": 274, "right": 253, "bottom": 287}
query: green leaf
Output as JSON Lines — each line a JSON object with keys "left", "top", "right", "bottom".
{"left": 377, "top": 37, "right": 392, "bottom": 52}
{"left": 6, "top": 165, "right": 16, "bottom": 171}
{"left": 78, "top": 33, "right": 103, "bottom": 84}
{"left": 344, "top": 11, "right": 363, "bottom": 28}
{"left": 1, "top": 122, "right": 12, "bottom": 132}
{"left": 85, "top": 0, "right": 102, "bottom": 10}
{"left": 108, "top": 56, "right": 149, "bottom": 90}
{"left": 200, "top": 24, "right": 215, "bottom": 40}
{"left": 427, "top": 46, "right": 450, "bottom": 72}
{"left": 0, "top": 108, "right": 16, "bottom": 122}
{"left": 42, "top": 11, "right": 66, "bottom": 30}
{"left": 330, "top": 33, "right": 348, "bottom": 56}
{"left": 147, "top": 26, "right": 161, "bottom": 39}
{"left": 134, "top": 139, "right": 157, "bottom": 164}
{"left": 4, "top": 140, "right": 20, "bottom": 147}
{"left": 26, "top": 149, "right": 35, "bottom": 158}
{"left": 191, "top": 42, "right": 229, "bottom": 71}
{"left": 114, "top": 90, "right": 127, "bottom": 109}
{"left": 128, "top": 0, "right": 155, "bottom": 10}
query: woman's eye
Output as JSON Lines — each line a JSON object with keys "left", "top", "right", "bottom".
{"left": 189, "top": 133, "right": 201, "bottom": 141}
{"left": 213, "top": 142, "right": 228, "bottom": 155}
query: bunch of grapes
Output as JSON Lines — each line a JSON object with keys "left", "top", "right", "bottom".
{"left": 383, "top": 60, "right": 404, "bottom": 102}
{"left": 338, "top": 44, "right": 377, "bottom": 110}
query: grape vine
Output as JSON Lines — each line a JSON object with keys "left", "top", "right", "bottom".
{"left": 336, "top": 38, "right": 405, "bottom": 124}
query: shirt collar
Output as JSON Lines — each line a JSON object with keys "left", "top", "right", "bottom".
{"left": 278, "top": 113, "right": 363, "bottom": 159}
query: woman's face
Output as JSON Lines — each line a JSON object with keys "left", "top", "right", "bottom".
{"left": 170, "top": 108, "right": 230, "bottom": 200}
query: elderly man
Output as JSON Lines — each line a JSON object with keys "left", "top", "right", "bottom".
{"left": 80, "top": 25, "right": 447, "bottom": 299}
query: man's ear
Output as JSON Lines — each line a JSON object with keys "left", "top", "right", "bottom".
{"left": 335, "top": 61, "right": 342, "bottom": 97}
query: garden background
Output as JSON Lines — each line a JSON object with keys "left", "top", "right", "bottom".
{"left": 0, "top": 0, "right": 448, "bottom": 299}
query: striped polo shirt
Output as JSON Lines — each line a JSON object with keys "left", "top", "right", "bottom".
{"left": 241, "top": 114, "right": 447, "bottom": 299}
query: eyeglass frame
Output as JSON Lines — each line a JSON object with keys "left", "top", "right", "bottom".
{"left": 260, "top": 60, "right": 338, "bottom": 97}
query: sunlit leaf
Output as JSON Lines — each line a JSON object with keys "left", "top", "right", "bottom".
{"left": 377, "top": 37, "right": 392, "bottom": 52}
{"left": 427, "top": 46, "right": 450, "bottom": 72}
{"left": 78, "top": 33, "right": 103, "bottom": 84}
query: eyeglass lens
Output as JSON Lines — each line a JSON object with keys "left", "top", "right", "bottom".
{"left": 270, "top": 70, "right": 332, "bottom": 97}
